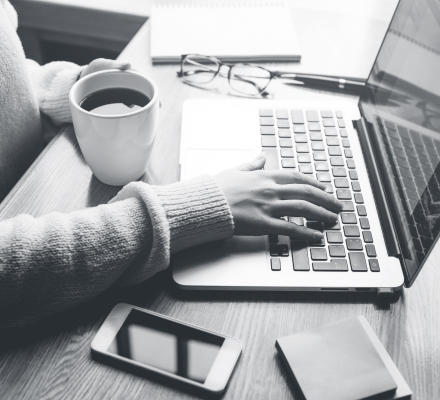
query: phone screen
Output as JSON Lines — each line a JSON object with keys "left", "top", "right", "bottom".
{"left": 107, "top": 309, "right": 225, "bottom": 383}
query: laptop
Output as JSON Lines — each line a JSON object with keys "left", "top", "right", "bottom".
{"left": 173, "top": 0, "right": 440, "bottom": 294}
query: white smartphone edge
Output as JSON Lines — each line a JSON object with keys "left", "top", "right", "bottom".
{"left": 90, "top": 303, "right": 242, "bottom": 394}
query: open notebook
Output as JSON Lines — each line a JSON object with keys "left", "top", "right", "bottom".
{"left": 150, "top": 3, "right": 301, "bottom": 63}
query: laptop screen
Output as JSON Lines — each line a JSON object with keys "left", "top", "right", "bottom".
{"left": 359, "top": 0, "right": 440, "bottom": 285}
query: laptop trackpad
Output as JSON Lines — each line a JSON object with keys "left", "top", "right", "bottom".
{"left": 173, "top": 236, "right": 267, "bottom": 287}
{"left": 183, "top": 149, "right": 254, "bottom": 180}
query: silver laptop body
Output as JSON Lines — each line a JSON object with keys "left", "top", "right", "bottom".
{"left": 173, "top": 0, "right": 440, "bottom": 294}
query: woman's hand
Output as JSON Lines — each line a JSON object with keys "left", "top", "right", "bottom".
{"left": 214, "top": 152, "right": 343, "bottom": 241}
{"left": 80, "top": 58, "right": 131, "bottom": 79}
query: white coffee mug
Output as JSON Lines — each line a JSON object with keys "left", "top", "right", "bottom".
{"left": 69, "top": 69, "right": 159, "bottom": 186}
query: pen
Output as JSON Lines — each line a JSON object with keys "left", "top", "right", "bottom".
{"left": 277, "top": 72, "right": 366, "bottom": 91}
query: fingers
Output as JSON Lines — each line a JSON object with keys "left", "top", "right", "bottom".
{"left": 114, "top": 62, "right": 131, "bottom": 70}
{"left": 269, "top": 218, "right": 324, "bottom": 241}
{"left": 272, "top": 200, "right": 339, "bottom": 223}
{"left": 233, "top": 152, "right": 266, "bottom": 171}
{"left": 278, "top": 184, "right": 342, "bottom": 213}
{"left": 270, "top": 170, "right": 327, "bottom": 191}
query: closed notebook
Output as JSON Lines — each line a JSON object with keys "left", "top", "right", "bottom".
{"left": 276, "top": 316, "right": 411, "bottom": 400}
{"left": 150, "top": 3, "right": 301, "bottom": 63}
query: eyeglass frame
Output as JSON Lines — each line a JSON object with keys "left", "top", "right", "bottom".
{"left": 177, "top": 54, "right": 299, "bottom": 97}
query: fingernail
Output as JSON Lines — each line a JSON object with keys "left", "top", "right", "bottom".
{"left": 257, "top": 152, "right": 265, "bottom": 159}
{"left": 313, "top": 231, "right": 324, "bottom": 240}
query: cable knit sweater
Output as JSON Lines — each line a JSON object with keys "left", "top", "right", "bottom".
{"left": 0, "top": 0, "right": 235, "bottom": 328}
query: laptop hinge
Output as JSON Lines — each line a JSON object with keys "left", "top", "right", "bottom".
{"left": 354, "top": 118, "right": 400, "bottom": 257}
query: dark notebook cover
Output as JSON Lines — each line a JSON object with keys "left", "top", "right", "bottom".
{"left": 276, "top": 316, "right": 409, "bottom": 400}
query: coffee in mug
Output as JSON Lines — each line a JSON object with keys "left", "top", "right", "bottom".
{"left": 69, "top": 70, "right": 160, "bottom": 186}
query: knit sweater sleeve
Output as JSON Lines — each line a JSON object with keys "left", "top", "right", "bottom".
{"left": 26, "top": 59, "right": 84, "bottom": 125}
{"left": 0, "top": 175, "right": 234, "bottom": 328}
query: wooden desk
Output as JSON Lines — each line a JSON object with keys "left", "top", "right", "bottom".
{"left": 1, "top": 18, "right": 439, "bottom": 400}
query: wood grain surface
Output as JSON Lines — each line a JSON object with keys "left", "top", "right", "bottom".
{"left": 0, "top": 8, "right": 439, "bottom": 400}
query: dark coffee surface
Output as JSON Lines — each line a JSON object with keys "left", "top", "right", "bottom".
{"left": 80, "top": 88, "right": 150, "bottom": 115}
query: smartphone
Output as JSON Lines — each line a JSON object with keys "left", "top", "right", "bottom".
{"left": 91, "top": 304, "right": 242, "bottom": 395}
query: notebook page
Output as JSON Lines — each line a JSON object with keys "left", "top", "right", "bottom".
{"left": 151, "top": 4, "right": 301, "bottom": 63}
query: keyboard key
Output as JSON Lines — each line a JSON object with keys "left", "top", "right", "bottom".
{"left": 289, "top": 217, "right": 304, "bottom": 226}
{"left": 310, "top": 132, "right": 324, "bottom": 141}
{"left": 291, "top": 110, "right": 305, "bottom": 124}
{"left": 352, "top": 182, "right": 361, "bottom": 191}
{"left": 311, "top": 248, "right": 327, "bottom": 261}
{"left": 261, "top": 126, "right": 276, "bottom": 135}
{"left": 330, "top": 157, "right": 344, "bottom": 166}
{"left": 306, "top": 110, "right": 319, "bottom": 122}
{"left": 263, "top": 148, "right": 279, "bottom": 170}
{"left": 349, "top": 170, "right": 358, "bottom": 180}
{"left": 308, "top": 123, "right": 321, "bottom": 131}
{"left": 357, "top": 205, "right": 367, "bottom": 216}
{"left": 262, "top": 136, "right": 277, "bottom": 147}
{"left": 323, "top": 119, "right": 335, "bottom": 127}
{"left": 336, "top": 111, "right": 343, "bottom": 119}
{"left": 296, "top": 143, "right": 310, "bottom": 153}
{"left": 312, "top": 142, "right": 325, "bottom": 151}
{"left": 276, "top": 110, "right": 289, "bottom": 119}
{"left": 298, "top": 154, "right": 312, "bottom": 163}
{"left": 313, "top": 259, "right": 348, "bottom": 271}
{"left": 346, "top": 239, "right": 363, "bottom": 251}
{"left": 344, "top": 149, "right": 353, "bottom": 158}
{"left": 334, "top": 178, "right": 349, "bottom": 188}
{"left": 291, "top": 241, "right": 310, "bottom": 271}
{"left": 299, "top": 164, "right": 313, "bottom": 174}
{"left": 327, "top": 137, "right": 340, "bottom": 146}
{"left": 315, "top": 162, "right": 329, "bottom": 171}
{"left": 349, "top": 252, "right": 368, "bottom": 271}
{"left": 365, "top": 244, "right": 377, "bottom": 257}
{"left": 328, "top": 147, "right": 342, "bottom": 156}
{"left": 323, "top": 184, "right": 334, "bottom": 194}
{"left": 280, "top": 138, "right": 293, "bottom": 148}
{"left": 332, "top": 168, "right": 347, "bottom": 177}
{"left": 338, "top": 120, "right": 346, "bottom": 128}
{"left": 280, "top": 148, "right": 294, "bottom": 158}
{"left": 270, "top": 244, "right": 289, "bottom": 257}
{"left": 278, "top": 120, "right": 290, "bottom": 129}
{"left": 324, "top": 128, "right": 338, "bottom": 136}
{"left": 329, "top": 245, "right": 346, "bottom": 257}
{"left": 369, "top": 259, "right": 380, "bottom": 272}
{"left": 363, "top": 231, "right": 373, "bottom": 243}
{"left": 293, "top": 125, "right": 306, "bottom": 133}
{"left": 341, "top": 201, "right": 354, "bottom": 211}
{"left": 341, "top": 213, "right": 357, "bottom": 224}
{"left": 347, "top": 159, "right": 356, "bottom": 169}
{"left": 341, "top": 138, "right": 350, "bottom": 148}
{"left": 278, "top": 129, "right": 291, "bottom": 138}
{"left": 260, "top": 117, "right": 274, "bottom": 126}
{"left": 269, "top": 234, "right": 278, "bottom": 243}
{"left": 324, "top": 221, "right": 341, "bottom": 230}
{"left": 282, "top": 159, "right": 296, "bottom": 168}
{"left": 271, "top": 258, "right": 281, "bottom": 271}
{"left": 294, "top": 134, "right": 308, "bottom": 143}
{"left": 354, "top": 193, "right": 364, "bottom": 204}
{"left": 339, "top": 128, "right": 348, "bottom": 138}
{"left": 344, "top": 225, "right": 360, "bottom": 237}
{"left": 317, "top": 173, "right": 331, "bottom": 182}
{"left": 359, "top": 218, "right": 370, "bottom": 229}
{"left": 326, "top": 232, "right": 343, "bottom": 243}
{"left": 337, "top": 190, "right": 352, "bottom": 200}
{"left": 260, "top": 109, "right": 273, "bottom": 117}
{"left": 314, "top": 152, "right": 327, "bottom": 161}
{"left": 321, "top": 110, "right": 333, "bottom": 118}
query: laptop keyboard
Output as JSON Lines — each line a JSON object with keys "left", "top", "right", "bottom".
{"left": 259, "top": 109, "right": 380, "bottom": 273}
{"left": 376, "top": 117, "right": 440, "bottom": 264}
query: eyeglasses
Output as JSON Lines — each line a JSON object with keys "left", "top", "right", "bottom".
{"left": 177, "top": 54, "right": 366, "bottom": 96}
{"left": 177, "top": 54, "right": 282, "bottom": 97}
